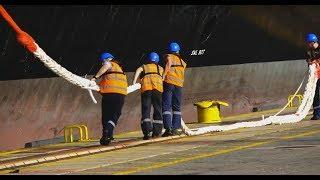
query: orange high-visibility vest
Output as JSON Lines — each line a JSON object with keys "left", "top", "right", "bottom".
{"left": 164, "top": 54, "right": 187, "bottom": 87}
{"left": 99, "top": 61, "right": 128, "bottom": 95}
{"left": 140, "top": 63, "right": 164, "bottom": 93}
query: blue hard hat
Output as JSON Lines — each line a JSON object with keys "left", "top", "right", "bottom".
{"left": 306, "top": 33, "right": 318, "bottom": 43}
{"left": 169, "top": 42, "right": 180, "bottom": 53}
{"left": 148, "top": 52, "right": 160, "bottom": 63}
{"left": 100, "top": 52, "right": 114, "bottom": 61}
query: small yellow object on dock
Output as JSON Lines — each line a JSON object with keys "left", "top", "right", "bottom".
{"left": 194, "top": 100, "right": 229, "bottom": 123}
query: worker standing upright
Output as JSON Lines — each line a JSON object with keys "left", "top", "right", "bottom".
{"left": 133, "top": 52, "right": 164, "bottom": 140}
{"left": 91, "top": 52, "right": 128, "bottom": 145}
{"left": 306, "top": 33, "right": 320, "bottom": 120}
{"left": 162, "top": 42, "right": 187, "bottom": 136}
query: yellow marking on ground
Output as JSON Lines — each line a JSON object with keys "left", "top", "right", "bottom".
{"left": 0, "top": 108, "right": 299, "bottom": 156}
{"left": 0, "top": 147, "right": 44, "bottom": 156}
{"left": 0, "top": 169, "right": 18, "bottom": 174}
{"left": 112, "top": 129, "right": 320, "bottom": 175}
{"left": 112, "top": 141, "right": 270, "bottom": 175}
{"left": 0, "top": 114, "right": 320, "bottom": 174}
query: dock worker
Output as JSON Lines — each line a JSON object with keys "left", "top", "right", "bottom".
{"left": 306, "top": 33, "right": 320, "bottom": 120}
{"left": 91, "top": 52, "right": 128, "bottom": 145}
{"left": 132, "top": 52, "right": 164, "bottom": 140}
{"left": 162, "top": 42, "right": 187, "bottom": 136}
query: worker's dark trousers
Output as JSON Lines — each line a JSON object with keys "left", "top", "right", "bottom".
{"left": 101, "top": 93, "right": 125, "bottom": 138}
{"left": 313, "top": 79, "right": 320, "bottom": 119}
{"left": 141, "top": 90, "right": 163, "bottom": 136}
{"left": 162, "top": 82, "right": 182, "bottom": 130}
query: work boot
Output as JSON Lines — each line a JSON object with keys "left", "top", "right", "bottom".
{"left": 143, "top": 135, "right": 151, "bottom": 140}
{"left": 143, "top": 132, "right": 152, "bottom": 140}
{"left": 162, "top": 129, "right": 173, "bottom": 137}
{"left": 171, "top": 129, "right": 182, "bottom": 136}
{"left": 152, "top": 132, "right": 161, "bottom": 138}
{"left": 100, "top": 137, "right": 112, "bottom": 146}
{"left": 310, "top": 116, "right": 320, "bottom": 120}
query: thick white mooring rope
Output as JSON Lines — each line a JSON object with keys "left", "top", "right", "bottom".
{"left": 32, "top": 43, "right": 318, "bottom": 136}
{"left": 181, "top": 64, "right": 317, "bottom": 135}
{"left": 33, "top": 44, "right": 141, "bottom": 104}
{"left": 33, "top": 44, "right": 100, "bottom": 91}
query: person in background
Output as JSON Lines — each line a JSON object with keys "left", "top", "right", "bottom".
{"left": 306, "top": 33, "right": 320, "bottom": 120}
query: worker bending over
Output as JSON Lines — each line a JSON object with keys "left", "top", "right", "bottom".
{"left": 91, "top": 52, "right": 128, "bottom": 145}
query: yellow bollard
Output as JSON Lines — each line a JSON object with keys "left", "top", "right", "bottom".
{"left": 64, "top": 124, "right": 90, "bottom": 143}
{"left": 194, "top": 100, "right": 229, "bottom": 124}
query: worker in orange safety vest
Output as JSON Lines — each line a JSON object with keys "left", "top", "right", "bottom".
{"left": 162, "top": 42, "right": 187, "bottom": 137}
{"left": 91, "top": 52, "right": 128, "bottom": 145}
{"left": 133, "top": 52, "right": 164, "bottom": 140}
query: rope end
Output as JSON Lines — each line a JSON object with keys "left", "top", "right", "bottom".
{"left": 17, "top": 31, "right": 37, "bottom": 52}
